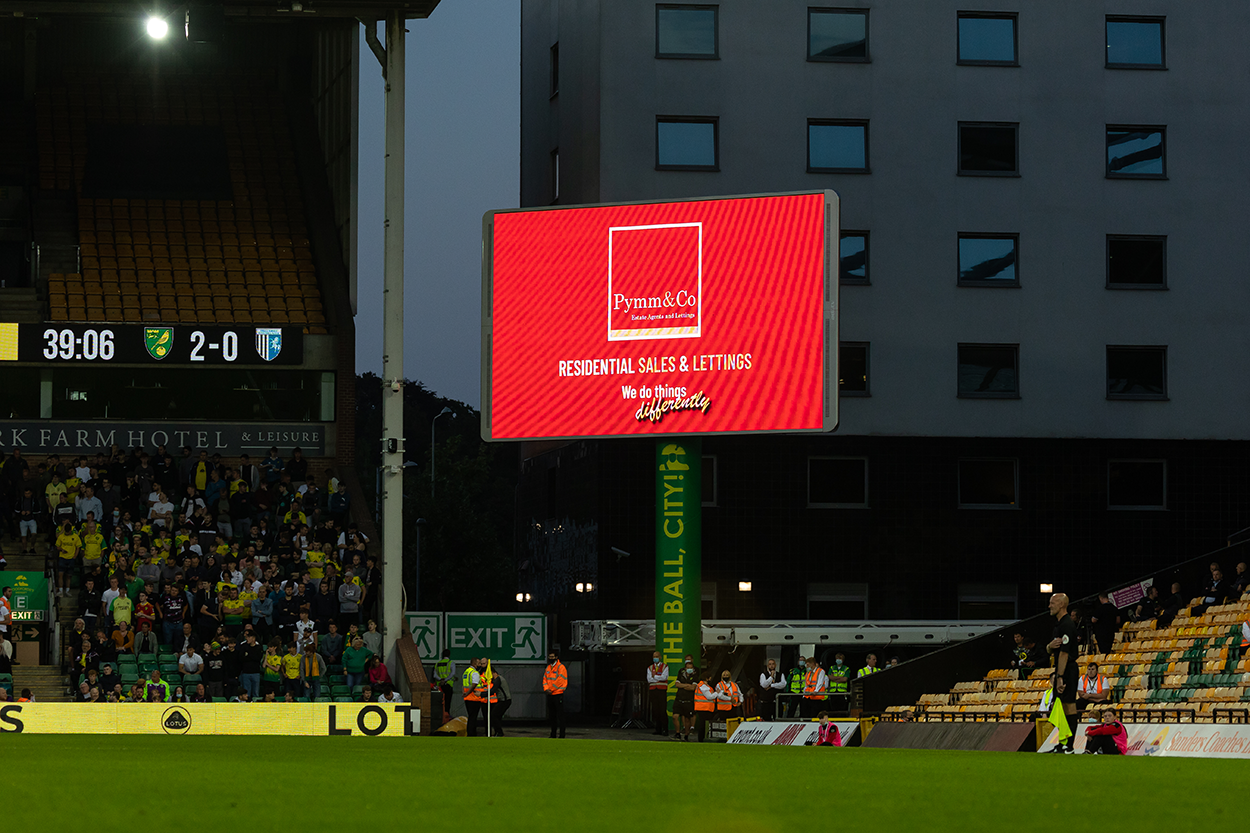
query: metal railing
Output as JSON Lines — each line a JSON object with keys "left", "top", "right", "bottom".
{"left": 570, "top": 619, "right": 1010, "bottom": 652}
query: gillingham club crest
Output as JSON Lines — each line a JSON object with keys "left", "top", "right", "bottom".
{"left": 255, "top": 328, "right": 282, "bottom": 361}
{"left": 144, "top": 327, "right": 173, "bottom": 359}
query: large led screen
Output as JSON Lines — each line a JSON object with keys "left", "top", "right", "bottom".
{"left": 482, "top": 191, "right": 838, "bottom": 440}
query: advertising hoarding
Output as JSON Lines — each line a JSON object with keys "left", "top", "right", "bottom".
{"left": 1039, "top": 722, "right": 1250, "bottom": 758}
{"left": 0, "top": 702, "right": 419, "bottom": 736}
{"left": 727, "top": 720, "right": 860, "bottom": 746}
{"left": 482, "top": 192, "right": 838, "bottom": 440}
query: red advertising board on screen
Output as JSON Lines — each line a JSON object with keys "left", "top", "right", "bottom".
{"left": 481, "top": 191, "right": 838, "bottom": 440}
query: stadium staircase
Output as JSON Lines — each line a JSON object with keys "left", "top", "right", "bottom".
{"left": 0, "top": 287, "right": 41, "bottom": 322}
{"left": 0, "top": 540, "right": 71, "bottom": 702}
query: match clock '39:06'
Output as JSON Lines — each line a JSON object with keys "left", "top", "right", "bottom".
{"left": 0, "top": 323, "right": 303, "bottom": 365}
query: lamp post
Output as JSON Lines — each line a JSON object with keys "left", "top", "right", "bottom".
{"left": 431, "top": 406, "right": 455, "bottom": 497}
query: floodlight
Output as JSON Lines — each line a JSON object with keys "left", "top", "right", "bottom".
{"left": 146, "top": 17, "right": 170, "bottom": 39}
{"left": 1040, "top": 583, "right": 1054, "bottom": 594}
{"left": 738, "top": 581, "right": 752, "bottom": 592}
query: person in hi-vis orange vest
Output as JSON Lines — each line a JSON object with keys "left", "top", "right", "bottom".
{"left": 715, "top": 672, "right": 742, "bottom": 718}
{"left": 543, "top": 650, "right": 568, "bottom": 739}
{"left": 693, "top": 672, "right": 717, "bottom": 743}
{"left": 1239, "top": 616, "right": 1249, "bottom": 658}
{"left": 646, "top": 651, "right": 670, "bottom": 736}
{"left": 801, "top": 659, "right": 828, "bottom": 719}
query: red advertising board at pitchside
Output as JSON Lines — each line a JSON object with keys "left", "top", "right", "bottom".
{"left": 482, "top": 191, "right": 837, "bottom": 440}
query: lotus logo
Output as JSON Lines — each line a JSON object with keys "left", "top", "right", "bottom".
{"left": 162, "top": 707, "right": 191, "bottom": 735}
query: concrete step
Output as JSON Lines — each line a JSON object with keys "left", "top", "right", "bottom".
{"left": 11, "top": 664, "right": 72, "bottom": 702}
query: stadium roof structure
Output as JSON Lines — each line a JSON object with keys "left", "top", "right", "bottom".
{"left": 0, "top": 1, "right": 440, "bottom": 21}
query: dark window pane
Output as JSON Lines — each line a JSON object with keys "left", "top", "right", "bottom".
{"left": 1108, "top": 237, "right": 1166, "bottom": 287}
{"left": 839, "top": 233, "right": 867, "bottom": 283}
{"left": 1107, "top": 347, "right": 1167, "bottom": 398}
{"left": 809, "top": 123, "right": 867, "bottom": 171}
{"left": 809, "top": 10, "right": 867, "bottom": 60}
{"left": 657, "top": 7, "right": 717, "bottom": 57}
{"left": 701, "top": 455, "right": 717, "bottom": 506}
{"left": 1108, "top": 460, "right": 1166, "bottom": 508}
{"left": 808, "top": 599, "right": 865, "bottom": 619}
{"left": 959, "top": 600, "right": 1017, "bottom": 620}
{"left": 839, "top": 342, "right": 868, "bottom": 395}
{"left": 958, "top": 345, "right": 1018, "bottom": 397}
{"left": 701, "top": 598, "right": 715, "bottom": 620}
{"left": 960, "top": 124, "right": 1017, "bottom": 174}
{"left": 1107, "top": 19, "right": 1164, "bottom": 67}
{"left": 959, "top": 459, "right": 1017, "bottom": 506}
{"left": 959, "top": 236, "right": 1017, "bottom": 284}
{"left": 1107, "top": 128, "right": 1164, "bottom": 177}
{"left": 809, "top": 458, "right": 867, "bottom": 506}
{"left": 958, "top": 15, "right": 1017, "bottom": 64}
{"left": 657, "top": 120, "right": 717, "bottom": 168}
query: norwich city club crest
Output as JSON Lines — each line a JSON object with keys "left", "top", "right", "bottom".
{"left": 144, "top": 327, "right": 173, "bottom": 360}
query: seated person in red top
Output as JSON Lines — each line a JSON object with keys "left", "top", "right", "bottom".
{"left": 1084, "top": 709, "right": 1128, "bottom": 755}
{"left": 814, "top": 711, "right": 842, "bottom": 747}
{"left": 366, "top": 655, "right": 392, "bottom": 687}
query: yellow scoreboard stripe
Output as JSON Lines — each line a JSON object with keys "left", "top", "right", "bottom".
{"left": 0, "top": 322, "right": 17, "bottom": 361}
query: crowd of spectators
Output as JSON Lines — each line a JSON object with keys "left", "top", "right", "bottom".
{"left": 0, "top": 444, "right": 394, "bottom": 705}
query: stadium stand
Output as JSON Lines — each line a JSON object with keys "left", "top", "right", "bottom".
{"left": 880, "top": 592, "right": 1250, "bottom": 724}
{"left": 37, "top": 68, "right": 325, "bottom": 329}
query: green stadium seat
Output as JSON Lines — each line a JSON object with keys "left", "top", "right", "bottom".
{"left": 182, "top": 674, "right": 202, "bottom": 684}
{"left": 316, "top": 697, "right": 333, "bottom": 702}
{"left": 137, "top": 653, "right": 157, "bottom": 664}
{"left": 159, "top": 663, "right": 179, "bottom": 673}
{"left": 329, "top": 685, "right": 350, "bottom": 696}
{"left": 212, "top": 697, "right": 228, "bottom": 703}
{"left": 158, "top": 644, "right": 174, "bottom": 654}
{"left": 334, "top": 697, "right": 353, "bottom": 702}
{"left": 159, "top": 653, "right": 178, "bottom": 663}
{"left": 351, "top": 685, "right": 365, "bottom": 695}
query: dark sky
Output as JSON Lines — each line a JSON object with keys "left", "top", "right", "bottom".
{"left": 355, "top": 1, "right": 520, "bottom": 408}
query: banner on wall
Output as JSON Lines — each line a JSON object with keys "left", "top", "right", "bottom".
{"left": 0, "top": 703, "right": 420, "bottom": 736}
{"left": 0, "top": 571, "right": 49, "bottom": 622}
{"left": 727, "top": 719, "right": 860, "bottom": 747}
{"left": 1039, "top": 722, "right": 1250, "bottom": 757}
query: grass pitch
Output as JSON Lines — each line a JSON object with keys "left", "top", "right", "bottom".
{"left": 8, "top": 736, "right": 1240, "bottom": 832}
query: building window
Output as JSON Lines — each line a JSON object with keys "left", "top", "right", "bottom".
{"left": 808, "top": 457, "right": 868, "bottom": 508}
{"left": 1107, "top": 235, "right": 1166, "bottom": 289}
{"left": 1106, "top": 16, "right": 1165, "bottom": 69}
{"left": 656, "top": 4, "right": 718, "bottom": 59}
{"left": 808, "top": 120, "right": 869, "bottom": 173}
{"left": 549, "top": 148, "right": 559, "bottom": 203}
{"left": 839, "top": 232, "right": 868, "bottom": 284}
{"left": 958, "top": 459, "right": 1018, "bottom": 508}
{"left": 702, "top": 581, "right": 718, "bottom": 620}
{"left": 958, "top": 344, "right": 1019, "bottom": 398}
{"left": 1108, "top": 460, "right": 1167, "bottom": 509}
{"left": 549, "top": 42, "right": 559, "bottom": 96}
{"left": 1107, "top": 346, "right": 1167, "bottom": 400}
{"left": 957, "top": 12, "right": 1018, "bottom": 66}
{"left": 958, "top": 583, "right": 1018, "bottom": 620}
{"left": 1107, "top": 126, "right": 1166, "bottom": 179}
{"left": 701, "top": 454, "right": 717, "bottom": 507}
{"left": 807, "top": 583, "right": 868, "bottom": 619}
{"left": 958, "top": 122, "right": 1018, "bottom": 176}
{"left": 656, "top": 117, "right": 719, "bottom": 170}
{"left": 839, "top": 341, "right": 869, "bottom": 396}
{"left": 958, "top": 234, "right": 1018, "bottom": 287}
{"left": 808, "top": 8, "right": 869, "bottom": 62}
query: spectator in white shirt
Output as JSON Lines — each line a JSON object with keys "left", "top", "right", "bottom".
{"left": 757, "top": 659, "right": 787, "bottom": 721}
{"left": 150, "top": 492, "right": 175, "bottom": 528}
{"left": 178, "top": 646, "right": 204, "bottom": 677}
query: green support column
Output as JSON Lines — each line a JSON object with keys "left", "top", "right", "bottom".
{"left": 655, "top": 439, "right": 701, "bottom": 734}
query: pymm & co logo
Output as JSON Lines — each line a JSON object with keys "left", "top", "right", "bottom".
{"left": 607, "top": 223, "right": 702, "bottom": 342}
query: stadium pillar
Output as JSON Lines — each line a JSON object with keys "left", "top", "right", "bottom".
{"left": 378, "top": 12, "right": 406, "bottom": 665}
{"left": 656, "top": 440, "right": 701, "bottom": 735}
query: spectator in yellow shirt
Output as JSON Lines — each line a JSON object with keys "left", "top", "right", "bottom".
{"left": 281, "top": 642, "right": 303, "bottom": 698}
{"left": 55, "top": 519, "right": 82, "bottom": 597}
